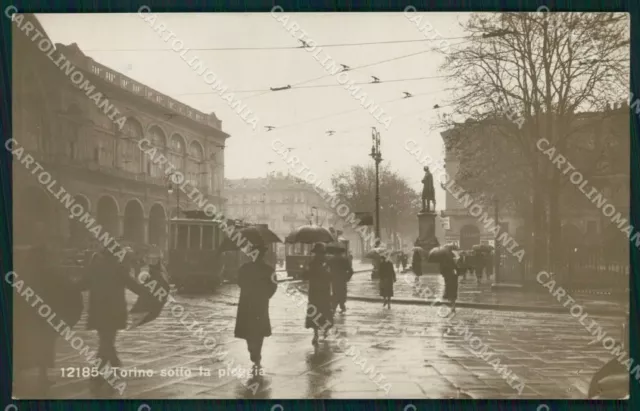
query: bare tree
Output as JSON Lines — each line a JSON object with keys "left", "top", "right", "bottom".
{"left": 436, "top": 12, "right": 629, "bottom": 272}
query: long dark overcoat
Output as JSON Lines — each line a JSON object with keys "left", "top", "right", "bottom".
{"left": 411, "top": 249, "right": 423, "bottom": 276}
{"left": 79, "top": 252, "right": 146, "bottom": 331}
{"left": 329, "top": 255, "right": 354, "bottom": 305}
{"left": 13, "top": 246, "right": 83, "bottom": 370}
{"left": 234, "top": 261, "right": 277, "bottom": 340}
{"left": 379, "top": 260, "right": 396, "bottom": 297}
{"left": 305, "top": 257, "right": 334, "bottom": 330}
{"left": 440, "top": 254, "right": 459, "bottom": 300}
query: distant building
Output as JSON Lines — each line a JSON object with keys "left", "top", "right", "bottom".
{"left": 223, "top": 173, "right": 363, "bottom": 256}
{"left": 12, "top": 15, "right": 228, "bottom": 251}
{"left": 441, "top": 105, "right": 629, "bottom": 252}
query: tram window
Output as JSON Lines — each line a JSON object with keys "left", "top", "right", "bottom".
{"left": 202, "top": 226, "right": 213, "bottom": 250}
{"left": 176, "top": 225, "right": 189, "bottom": 250}
{"left": 189, "top": 225, "right": 201, "bottom": 250}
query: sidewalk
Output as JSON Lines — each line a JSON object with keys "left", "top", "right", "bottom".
{"left": 296, "top": 271, "right": 626, "bottom": 317}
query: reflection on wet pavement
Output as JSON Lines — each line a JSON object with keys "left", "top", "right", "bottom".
{"left": 18, "top": 281, "right": 625, "bottom": 399}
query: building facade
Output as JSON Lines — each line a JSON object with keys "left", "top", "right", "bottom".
{"left": 440, "top": 105, "right": 629, "bottom": 252}
{"left": 13, "top": 15, "right": 229, "bottom": 252}
{"left": 223, "top": 174, "right": 362, "bottom": 255}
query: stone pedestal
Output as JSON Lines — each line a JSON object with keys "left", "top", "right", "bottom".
{"left": 415, "top": 211, "right": 440, "bottom": 273}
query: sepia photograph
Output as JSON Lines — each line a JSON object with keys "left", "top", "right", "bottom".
{"left": 8, "top": 8, "right": 631, "bottom": 400}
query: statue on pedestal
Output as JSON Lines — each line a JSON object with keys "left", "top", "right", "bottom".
{"left": 421, "top": 166, "right": 436, "bottom": 213}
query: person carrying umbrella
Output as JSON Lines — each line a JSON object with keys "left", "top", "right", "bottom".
{"left": 77, "top": 244, "right": 147, "bottom": 393}
{"left": 304, "top": 242, "right": 334, "bottom": 346}
{"left": 379, "top": 252, "right": 397, "bottom": 308}
{"left": 234, "top": 246, "right": 278, "bottom": 369}
{"left": 327, "top": 243, "right": 354, "bottom": 313}
{"left": 428, "top": 244, "right": 460, "bottom": 312}
{"left": 411, "top": 246, "right": 423, "bottom": 283}
{"left": 441, "top": 245, "right": 460, "bottom": 312}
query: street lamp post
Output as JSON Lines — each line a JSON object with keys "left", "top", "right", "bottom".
{"left": 493, "top": 195, "right": 500, "bottom": 282}
{"left": 370, "top": 128, "right": 382, "bottom": 239}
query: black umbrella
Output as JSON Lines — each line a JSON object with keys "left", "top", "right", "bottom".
{"left": 472, "top": 244, "right": 493, "bottom": 253}
{"left": 129, "top": 263, "right": 170, "bottom": 329}
{"left": 326, "top": 241, "right": 347, "bottom": 253}
{"left": 220, "top": 225, "right": 282, "bottom": 251}
{"left": 285, "top": 225, "right": 334, "bottom": 244}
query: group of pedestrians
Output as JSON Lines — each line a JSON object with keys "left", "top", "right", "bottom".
{"left": 233, "top": 242, "right": 355, "bottom": 370}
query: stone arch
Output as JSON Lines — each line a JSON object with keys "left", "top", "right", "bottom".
{"left": 123, "top": 199, "right": 145, "bottom": 244}
{"left": 119, "top": 117, "right": 145, "bottom": 174}
{"left": 68, "top": 194, "right": 91, "bottom": 247}
{"left": 148, "top": 203, "right": 167, "bottom": 249}
{"left": 187, "top": 140, "right": 205, "bottom": 188}
{"left": 459, "top": 224, "right": 480, "bottom": 251}
{"left": 148, "top": 125, "right": 167, "bottom": 178}
{"left": 96, "top": 195, "right": 120, "bottom": 239}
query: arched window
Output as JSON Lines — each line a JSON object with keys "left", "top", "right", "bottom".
{"left": 65, "top": 104, "right": 84, "bottom": 161}
{"left": 188, "top": 141, "right": 205, "bottom": 190}
{"left": 149, "top": 126, "right": 166, "bottom": 178}
{"left": 119, "top": 118, "right": 144, "bottom": 173}
{"left": 169, "top": 134, "right": 186, "bottom": 178}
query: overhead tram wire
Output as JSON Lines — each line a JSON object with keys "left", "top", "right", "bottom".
{"left": 240, "top": 38, "right": 475, "bottom": 101}
{"left": 175, "top": 74, "right": 450, "bottom": 96}
{"left": 83, "top": 36, "right": 472, "bottom": 52}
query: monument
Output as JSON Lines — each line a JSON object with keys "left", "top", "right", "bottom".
{"left": 415, "top": 166, "right": 440, "bottom": 271}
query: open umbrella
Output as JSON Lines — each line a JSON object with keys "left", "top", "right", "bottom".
{"left": 285, "top": 225, "right": 334, "bottom": 244}
{"left": 129, "top": 263, "right": 170, "bottom": 329}
{"left": 220, "top": 225, "right": 282, "bottom": 251}
{"left": 326, "top": 241, "right": 347, "bottom": 253}
{"left": 472, "top": 244, "right": 493, "bottom": 253}
{"left": 428, "top": 246, "right": 455, "bottom": 263}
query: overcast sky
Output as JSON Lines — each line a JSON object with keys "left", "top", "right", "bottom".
{"left": 37, "top": 12, "right": 470, "bottom": 207}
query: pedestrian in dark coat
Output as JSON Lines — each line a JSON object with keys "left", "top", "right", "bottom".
{"left": 379, "top": 255, "right": 396, "bottom": 308}
{"left": 440, "top": 250, "right": 459, "bottom": 312}
{"left": 401, "top": 252, "right": 408, "bottom": 272}
{"left": 304, "top": 243, "right": 334, "bottom": 346}
{"left": 234, "top": 248, "right": 277, "bottom": 367}
{"left": 13, "top": 244, "right": 83, "bottom": 394}
{"left": 472, "top": 250, "right": 486, "bottom": 282}
{"left": 411, "top": 248, "right": 422, "bottom": 282}
{"left": 328, "top": 248, "right": 354, "bottom": 313}
{"left": 77, "top": 247, "right": 146, "bottom": 388}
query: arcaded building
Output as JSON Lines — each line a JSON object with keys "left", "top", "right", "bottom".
{"left": 12, "top": 15, "right": 228, "bottom": 251}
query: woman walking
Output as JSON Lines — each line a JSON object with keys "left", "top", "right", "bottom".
{"left": 441, "top": 248, "right": 460, "bottom": 312}
{"left": 304, "top": 243, "right": 334, "bottom": 346}
{"left": 328, "top": 245, "right": 354, "bottom": 313}
{"left": 234, "top": 247, "right": 278, "bottom": 369}
{"left": 379, "top": 254, "right": 396, "bottom": 308}
{"left": 78, "top": 245, "right": 146, "bottom": 392}
{"left": 411, "top": 247, "right": 422, "bottom": 283}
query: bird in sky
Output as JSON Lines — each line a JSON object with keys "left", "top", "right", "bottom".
{"left": 371, "top": 76, "right": 380, "bottom": 83}
{"left": 299, "top": 39, "right": 310, "bottom": 48}
{"left": 265, "top": 126, "right": 275, "bottom": 131}
{"left": 326, "top": 130, "right": 335, "bottom": 136}
{"left": 340, "top": 64, "right": 350, "bottom": 71}
{"left": 403, "top": 92, "right": 413, "bottom": 98}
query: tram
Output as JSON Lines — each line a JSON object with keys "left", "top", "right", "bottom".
{"left": 168, "top": 211, "right": 238, "bottom": 291}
